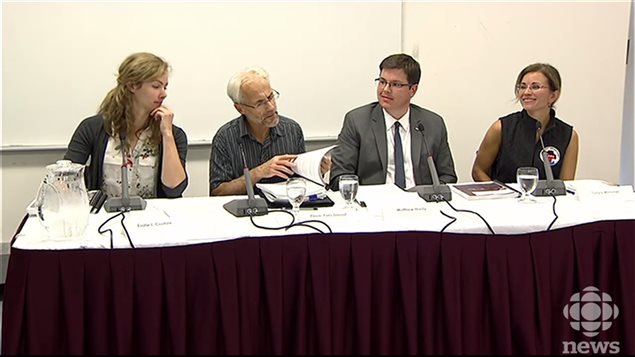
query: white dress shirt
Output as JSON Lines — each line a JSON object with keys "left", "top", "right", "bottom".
{"left": 384, "top": 108, "right": 415, "bottom": 189}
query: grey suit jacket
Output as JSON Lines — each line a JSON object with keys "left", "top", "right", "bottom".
{"left": 330, "top": 102, "right": 457, "bottom": 189}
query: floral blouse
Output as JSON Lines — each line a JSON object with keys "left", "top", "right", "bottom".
{"left": 102, "top": 129, "right": 158, "bottom": 199}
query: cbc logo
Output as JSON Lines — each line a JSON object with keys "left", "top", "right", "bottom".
{"left": 563, "top": 286, "right": 619, "bottom": 337}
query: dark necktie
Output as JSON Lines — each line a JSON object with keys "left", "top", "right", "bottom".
{"left": 393, "top": 121, "right": 406, "bottom": 189}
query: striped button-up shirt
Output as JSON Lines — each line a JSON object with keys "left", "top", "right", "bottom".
{"left": 209, "top": 115, "right": 305, "bottom": 192}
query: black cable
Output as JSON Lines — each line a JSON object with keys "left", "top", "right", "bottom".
{"left": 287, "top": 222, "right": 324, "bottom": 234}
{"left": 248, "top": 209, "right": 332, "bottom": 234}
{"left": 97, "top": 211, "right": 135, "bottom": 248}
{"left": 547, "top": 194, "right": 559, "bottom": 231}
{"left": 97, "top": 211, "right": 124, "bottom": 249}
{"left": 439, "top": 210, "right": 457, "bottom": 233}
{"left": 444, "top": 200, "right": 496, "bottom": 235}
{"left": 289, "top": 219, "right": 333, "bottom": 234}
{"left": 120, "top": 212, "right": 135, "bottom": 248}
{"left": 249, "top": 209, "right": 295, "bottom": 230}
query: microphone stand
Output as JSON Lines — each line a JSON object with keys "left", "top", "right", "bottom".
{"left": 533, "top": 123, "right": 566, "bottom": 197}
{"left": 223, "top": 145, "right": 269, "bottom": 217}
{"left": 104, "top": 132, "right": 147, "bottom": 212}
{"left": 407, "top": 122, "right": 452, "bottom": 202}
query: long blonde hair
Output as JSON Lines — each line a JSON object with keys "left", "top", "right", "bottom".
{"left": 99, "top": 52, "right": 170, "bottom": 148}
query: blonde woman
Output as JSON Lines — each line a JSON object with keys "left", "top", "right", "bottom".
{"left": 64, "top": 52, "right": 188, "bottom": 198}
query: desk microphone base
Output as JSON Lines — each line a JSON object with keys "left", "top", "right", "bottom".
{"left": 104, "top": 197, "right": 147, "bottom": 212}
{"left": 534, "top": 179, "right": 566, "bottom": 197}
{"left": 408, "top": 184, "right": 452, "bottom": 202}
{"left": 224, "top": 198, "right": 269, "bottom": 217}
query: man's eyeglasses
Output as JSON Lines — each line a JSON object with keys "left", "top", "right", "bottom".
{"left": 515, "top": 83, "right": 548, "bottom": 92}
{"left": 241, "top": 90, "right": 279, "bottom": 110}
{"left": 375, "top": 78, "right": 412, "bottom": 89}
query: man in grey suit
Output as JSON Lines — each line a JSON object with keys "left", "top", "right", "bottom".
{"left": 330, "top": 53, "right": 457, "bottom": 190}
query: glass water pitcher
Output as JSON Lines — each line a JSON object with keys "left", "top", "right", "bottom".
{"left": 35, "top": 160, "right": 90, "bottom": 238}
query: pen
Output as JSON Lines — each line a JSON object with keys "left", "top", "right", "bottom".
{"left": 307, "top": 194, "right": 323, "bottom": 201}
{"left": 354, "top": 199, "right": 367, "bottom": 208}
{"left": 296, "top": 174, "right": 327, "bottom": 188}
{"left": 279, "top": 207, "right": 318, "bottom": 211}
{"left": 566, "top": 189, "right": 576, "bottom": 195}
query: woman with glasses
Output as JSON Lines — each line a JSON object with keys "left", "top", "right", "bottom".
{"left": 64, "top": 52, "right": 188, "bottom": 199}
{"left": 471, "top": 63, "right": 579, "bottom": 183}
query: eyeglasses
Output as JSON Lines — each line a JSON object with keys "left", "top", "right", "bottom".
{"left": 515, "top": 83, "right": 549, "bottom": 92}
{"left": 240, "top": 90, "right": 279, "bottom": 111}
{"left": 375, "top": 78, "right": 412, "bottom": 89}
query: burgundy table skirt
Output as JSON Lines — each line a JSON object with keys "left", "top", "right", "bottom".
{"left": 2, "top": 220, "right": 634, "bottom": 354}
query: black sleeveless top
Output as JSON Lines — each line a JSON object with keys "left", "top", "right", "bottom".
{"left": 491, "top": 109, "right": 573, "bottom": 183}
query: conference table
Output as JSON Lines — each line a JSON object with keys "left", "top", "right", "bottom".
{"left": 3, "top": 182, "right": 635, "bottom": 354}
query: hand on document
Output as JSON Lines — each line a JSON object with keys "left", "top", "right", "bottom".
{"left": 256, "top": 154, "right": 298, "bottom": 180}
{"left": 320, "top": 154, "right": 332, "bottom": 177}
{"left": 291, "top": 145, "right": 336, "bottom": 185}
{"left": 256, "top": 145, "right": 336, "bottom": 203}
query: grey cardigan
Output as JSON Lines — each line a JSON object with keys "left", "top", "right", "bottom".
{"left": 64, "top": 114, "right": 188, "bottom": 198}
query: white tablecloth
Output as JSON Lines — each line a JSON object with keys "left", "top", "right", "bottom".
{"left": 13, "top": 181, "right": 635, "bottom": 250}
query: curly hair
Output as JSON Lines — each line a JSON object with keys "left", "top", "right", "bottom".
{"left": 99, "top": 52, "right": 170, "bottom": 148}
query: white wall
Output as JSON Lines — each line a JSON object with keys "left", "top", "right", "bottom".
{"left": 403, "top": 1, "right": 630, "bottom": 184}
{"left": 2, "top": 2, "right": 632, "bottom": 276}
{"left": 620, "top": 0, "right": 635, "bottom": 186}
{"left": 2, "top": 2, "right": 400, "bottom": 147}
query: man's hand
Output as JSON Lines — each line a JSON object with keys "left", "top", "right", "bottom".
{"left": 320, "top": 154, "right": 332, "bottom": 176}
{"left": 255, "top": 154, "right": 298, "bottom": 180}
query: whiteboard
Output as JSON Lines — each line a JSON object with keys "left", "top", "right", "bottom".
{"left": 2, "top": 2, "right": 401, "bottom": 148}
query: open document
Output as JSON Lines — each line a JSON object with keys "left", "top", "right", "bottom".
{"left": 255, "top": 145, "right": 336, "bottom": 205}
{"left": 291, "top": 144, "right": 336, "bottom": 185}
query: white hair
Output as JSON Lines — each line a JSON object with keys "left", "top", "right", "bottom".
{"left": 226, "top": 66, "right": 270, "bottom": 103}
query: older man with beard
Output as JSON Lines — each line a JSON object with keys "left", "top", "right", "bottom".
{"left": 209, "top": 66, "right": 306, "bottom": 196}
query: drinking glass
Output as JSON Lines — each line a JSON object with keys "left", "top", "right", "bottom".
{"left": 516, "top": 167, "right": 539, "bottom": 203}
{"left": 338, "top": 174, "right": 359, "bottom": 209}
{"left": 286, "top": 177, "right": 307, "bottom": 216}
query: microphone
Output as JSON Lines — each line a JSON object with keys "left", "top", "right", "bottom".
{"left": 223, "top": 144, "right": 269, "bottom": 217}
{"left": 533, "top": 122, "right": 566, "bottom": 196}
{"left": 407, "top": 121, "right": 452, "bottom": 202}
{"left": 104, "top": 131, "right": 147, "bottom": 212}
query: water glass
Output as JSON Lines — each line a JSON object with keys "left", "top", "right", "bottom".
{"left": 286, "top": 177, "right": 307, "bottom": 216}
{"left": 338, "top": 174, "right": 359, "bottom": 209}
{"left": 516, "top": 167, "right": 539, "bottom": 203}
